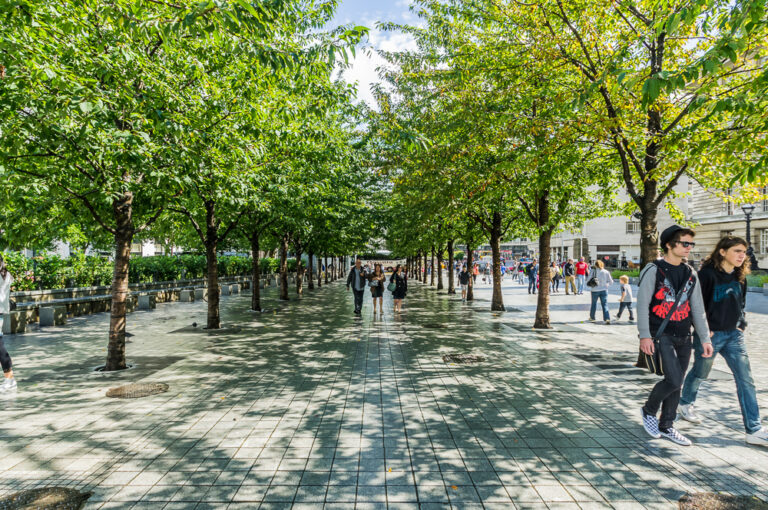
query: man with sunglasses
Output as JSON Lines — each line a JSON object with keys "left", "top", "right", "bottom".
{"left": 638, "top": 225, "right": 713, "bottom": 446}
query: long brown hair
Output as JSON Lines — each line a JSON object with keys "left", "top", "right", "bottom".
{"left": 701, "top": 236, "right": 751, "bottom": 283}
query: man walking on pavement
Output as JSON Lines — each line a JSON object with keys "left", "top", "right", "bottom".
{"left": 527, "top": 259, "right": 538, "bottom": 295}
{"left": 638, "top": 225, "right": 712, "bottom": 446}
{"left": 563, "top": 258, "right": 576, "bottom": 295}
{"left": 346, "top": 258, "right": 367, "bottom": 316}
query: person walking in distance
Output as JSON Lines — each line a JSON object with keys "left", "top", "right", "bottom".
{"left": 346, "top": 258, "right": 367, "bottom": 316}
{"left": 0, "top": 255, "right": 17, "bottom": 393}
{"left": 575, "top": 257, "right": 589, "bottom": 295}
{"left": 639, "top": 225, "right": 712, "bottom": 446}
{"left": 368, "top": 263, "right": 386, "bottom": 316}
{"left": 458, "top": 265, "right": 471, "bottom": 302}
{"left": 550, "top": 261, "right": 562, "bottom": 293}
{"left": 563, "top": 258, "right": 576, "bottom": 295}
{"left": 615, "top": 275, "right": 635, "bottom": 322}
{"left": 678, "top": 236, "right": 768, "bottom": 446}
{"left": 588, "top": 260, "right": 613, "bottom": 323}
{"left": 390, "top": 264, "right": 408, "bottom": 313}
{"left": 527, "top": 259, "right": 538, "bottom": 295}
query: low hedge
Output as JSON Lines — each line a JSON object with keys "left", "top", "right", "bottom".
{"left": 1, "top": 252, "right": 279, "bottom": 291}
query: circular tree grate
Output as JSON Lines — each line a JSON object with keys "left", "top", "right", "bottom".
{"left": 443, "top": 354, "right": 485, "bottom": 364}
{"left": 106, "top": 382, "right": 169, "bottom": 399}
{"left": 679, "top": 493, "right": 768, "bottom": 510}
{"left": 0, "top": 487, "right": 92, "bottom": 509}
{"left": 422, "top": 323, "right": 448, "bottom": 329}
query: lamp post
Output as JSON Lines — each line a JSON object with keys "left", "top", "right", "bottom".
{"left": 741, "top": 204, "right": 760, "bottom": 269}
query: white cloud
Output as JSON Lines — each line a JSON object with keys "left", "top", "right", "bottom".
{"left": 338, "top": 23, "right": 418, "bottom": 108}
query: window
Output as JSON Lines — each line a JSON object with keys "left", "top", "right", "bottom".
{"left": 763, "top": 187, "right": 768, "bottom": 212}
{"left": 761, "top": 229, "right": 768, "bottom": 255}
{"left": 723, "top": 188, "right": 733, "bottom": 215}
{"left": 720, "top": 230, "right": 733, "bottom": 238}
{"left": 130, "top": 242, "right": 143, "bottom": 255}
{"left": 626, "top": 221, "right": 641, "bottom": 234}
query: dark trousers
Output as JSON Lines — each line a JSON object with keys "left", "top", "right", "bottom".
{"left": 643, "top": 334, "right": 692, "bottom": 430}
{"left": 617, "top": 302, "right": 634, "bottom": 319}
{"left": 528, "top": 275, "right": 537, "bottom": 294}
{"left": 0, "top": 334, "right": 12, "bottom": 373}
{"left": 352, "top": 289, "right": 364, "bottom": 313}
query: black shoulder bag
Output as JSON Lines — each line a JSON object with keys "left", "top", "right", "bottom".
{"left": 639, "top": 268, "right": 693, "bottom": 376}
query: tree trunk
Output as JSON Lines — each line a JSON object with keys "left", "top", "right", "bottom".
{"left": 639, "top": 204, "right": 659, "bottom": 268}
{"left": 423, "top": 251, "right": 428, "bottom": 283}
{"left": 437, "top": 245, "right": 444, "bottom": 290}
{"left": 490, "top": 211, "right": 505, "bottom": 311}
{"left": 295, "top": 247, "right": 304, "bottom": 296}
{"left": 430, "top": 246, "right": 435, "bottom": 286}
{"left": 279, "top": 235, "right": 289, "bottom": 300}
{"left": 317, "top": 254, "right": 322, "bottom": 288}
{"left": 447, "top": 239, "right": 456, "bottom": 294}
{"left": 465, "top": 238, "right": 474, "bottom": 301}
{"left": 105, "top": 193, "right": 134, "bottom": 371}
{"left": 308, "top": 251, "right": 314, "bottom": 290}
{"left": 534, "top": 227, "right": 554, "bottom": 329}
{"left": 324, "top": 255, "right": 329, "bottom": 284}
{"left": 250, "top": 231, "right": 261, "bottom": 312}
{"left": 205, "top": 240, "right": 220, "bottom": 329}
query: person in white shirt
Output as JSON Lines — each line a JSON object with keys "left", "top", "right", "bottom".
{"left": 0, "top": 255, "right": 17, "bottom": 392}
{"left": 616, "top": 274, "right": 634, "bottom": 321}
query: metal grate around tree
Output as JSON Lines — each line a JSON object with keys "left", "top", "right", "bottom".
{"left": 679, "top": 492, "right": 768, "bottom": 509}
{"left": 106, "top": 382, "right": 169, "bottom": 399}
{"left": 0, "top": 487, "right": 92, "bottom": 509}
{"left": 442, "top": 354, "right": 485, "bottom": 364}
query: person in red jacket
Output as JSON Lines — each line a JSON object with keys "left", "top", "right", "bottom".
{"left": 575, "top": 257, "right": 589, "bottom": 295}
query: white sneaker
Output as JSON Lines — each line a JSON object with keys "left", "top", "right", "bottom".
{"left": 642, "top": 409, "right": 661, "bottom": 439}
{"left": 678, "top": 404, "right": 702, "bottom": 424}
{"left": 746, "top": 427, "right": 768, "bottom": 446}
{"left": 0, "top": 378, "right": 17, "bottom": 392}
{"left": 660, "top": 427, "right": 692, "bottom": 446}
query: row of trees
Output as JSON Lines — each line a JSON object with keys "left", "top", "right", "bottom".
{"left": 0, "top": 1, "right": 378, "bottom": 370}
{"left": 373, "top": 0, "right": 768, "bottom": 328}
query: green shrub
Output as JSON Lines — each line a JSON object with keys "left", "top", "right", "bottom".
{"left": 259, "top": 258, "right": 280, "bottom": 274}
{"left": 610, "top": 269, "right": 641, "bottom": 279}
{"left": 3, "top": 252, "right": 252, "bottom": 290}
{"left": 287, "top": 258, "right": 297, "bottom": 272}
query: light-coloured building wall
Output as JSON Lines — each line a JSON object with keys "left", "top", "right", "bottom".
{"left": 686, "top": 181, "right": 768, "bottom": 268}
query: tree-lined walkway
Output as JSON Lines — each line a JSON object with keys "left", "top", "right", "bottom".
{"left": 1, "top": 280, "right": 767, "bottom": 508}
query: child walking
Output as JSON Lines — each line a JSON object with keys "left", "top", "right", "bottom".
{"left": 616, "top": 275, "right": 634, "bottom": 321}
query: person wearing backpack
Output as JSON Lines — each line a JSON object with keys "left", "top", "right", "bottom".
{"left": 638, "top": 225, "right": 712, "bottom": 446}
{"left": 678, "top": 236, "right": 768, "bottom": 446}
{"left": 526, "top": 259, "right": 538, "bottom": 294}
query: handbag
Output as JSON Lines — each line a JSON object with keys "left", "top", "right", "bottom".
{"left": 639, "top": 272, "right": 692, "bottom": 376}
{"left": 586, "top": 270, "right": 598, "bottom": 287}
{"left": 387, "top": 281, "right": 396, "bottom": 292}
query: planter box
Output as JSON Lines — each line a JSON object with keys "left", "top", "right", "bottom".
{"left": 2, "top": 311, "right": 26, "bottom": 334}
{"left": 764, "top": 283, "right": 768, "bottom": 296}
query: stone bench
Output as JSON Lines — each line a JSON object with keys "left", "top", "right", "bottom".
{"left": 39, "top": 306, "right": 67, "bottom": 327}
{"left": 2, "top": 311, "right": 27, "bottom": 335}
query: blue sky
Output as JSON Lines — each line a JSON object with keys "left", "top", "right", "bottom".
{"left": 328, "top": 0, "right": 420, "bottom": 106}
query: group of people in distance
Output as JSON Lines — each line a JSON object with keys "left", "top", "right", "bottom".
{"left": 638, "top": 225, "right": 767, "bottom": 447}
{"left": 346, "top": 259, "right": 408, "bottom": 316}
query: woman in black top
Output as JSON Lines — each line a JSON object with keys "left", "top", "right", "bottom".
{"left": 390, "top": 264, "right": 407, "bottom": 313}
{"left": 368, "top": 263, "right": 386, "bottom": 315}
{"left": 679, "top": 236, "right": 767, "bottom": 445}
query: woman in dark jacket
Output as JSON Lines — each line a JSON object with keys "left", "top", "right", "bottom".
{"left": 390, "top": 264, "right": 408, "bottom": 313}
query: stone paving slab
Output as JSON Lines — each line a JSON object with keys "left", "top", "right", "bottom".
{"left": 0, "top": 276, "right": 766, "bottom": 509}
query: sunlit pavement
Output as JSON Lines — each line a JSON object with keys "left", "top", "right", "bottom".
{"left": 1, "top": 276, "right": 767, "bottom": 509}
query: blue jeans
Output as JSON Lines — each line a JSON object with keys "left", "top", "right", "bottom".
{"left": 576, "top": 274, "right": 585, "bottom": 294}
{"left": 589, "top": 290, "right": 609, "bottom": 321}
{"left": 681, "top": 330, "right": 761, "bottom": 433}
{"left": 528, "top": 274, "right": 537, "bottom": 294}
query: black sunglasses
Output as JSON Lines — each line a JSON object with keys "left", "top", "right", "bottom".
{"left": 676, "top": 241, "right": 696, "bottom": 248}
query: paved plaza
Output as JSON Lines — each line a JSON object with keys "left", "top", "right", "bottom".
{"left": 2, "top": 276, "right": 768, "bottom": 509}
